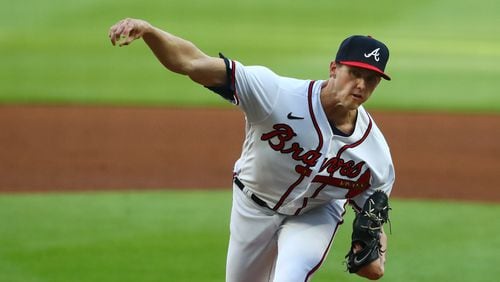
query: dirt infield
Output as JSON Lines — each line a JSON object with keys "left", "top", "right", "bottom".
{"left": 1, "top": 105, "right": 499, "bottom": 202}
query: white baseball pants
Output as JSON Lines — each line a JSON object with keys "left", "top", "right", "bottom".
{"left": 226, "top": 186, "right": 347, "bottom": 282}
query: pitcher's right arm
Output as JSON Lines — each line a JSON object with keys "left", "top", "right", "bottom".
{"left": 109, "top": 18, "right": 227, "bottom": 88}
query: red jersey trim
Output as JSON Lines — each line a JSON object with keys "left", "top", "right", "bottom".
{"left": 336, "top": 113, "right": 373, "bottom": 158}
{"left": 272, "top": 81, "right": 323, "bottom": 211}
{"left": 230, "top": 60, "right": 239, "bottom": 105}
{"left": 294, "top": 107, "right": 374, "bottom": 214}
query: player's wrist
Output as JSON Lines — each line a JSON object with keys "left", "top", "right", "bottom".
{"left": 139, "top": 21, "right": 155, "bottom": 36}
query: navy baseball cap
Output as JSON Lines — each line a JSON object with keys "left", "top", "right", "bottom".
{"left": 335, "top": 35, "right": 391, "bottom": 80}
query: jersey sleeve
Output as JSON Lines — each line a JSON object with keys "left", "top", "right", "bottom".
{"left": 205, "top": 53, "right": 280, "bottom": 123}
{"left": 349, "top": 163, "right": 395, "bottom": 212}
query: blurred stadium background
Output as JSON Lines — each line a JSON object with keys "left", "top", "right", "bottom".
{"left": 1, "top": 0, "right": 499, "bottom": 281}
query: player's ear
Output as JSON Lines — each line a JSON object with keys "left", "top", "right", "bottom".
{"left": 329, "top": 61, "right": 338, "bottom": 78}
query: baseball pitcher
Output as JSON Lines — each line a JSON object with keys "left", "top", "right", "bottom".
{"left": 109, "top": 18, "right": 395, "bottom": 281}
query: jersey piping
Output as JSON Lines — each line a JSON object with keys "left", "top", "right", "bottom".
{"left": 292, "top": 90, "right": 374, "bottom": 215}
{"left": 272, "top": 80, "right": 323, "bottom": 211}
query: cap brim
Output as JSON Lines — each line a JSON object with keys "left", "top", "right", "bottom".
{"left": 340, "top": 61, "right": 391, "bottom": 81}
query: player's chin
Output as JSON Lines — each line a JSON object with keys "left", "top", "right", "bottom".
{"left": 347, "top": 96, "right": 365, "bottom": 109}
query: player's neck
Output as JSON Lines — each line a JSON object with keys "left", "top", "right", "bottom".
{"left": 320, "top": 82, "right": 358, "bottom": 134}
{"left": 325, "top": 107, "right": 357, "bottom": 135}
{"left": 320, "top": 100, "right": 357, "bottom": 135}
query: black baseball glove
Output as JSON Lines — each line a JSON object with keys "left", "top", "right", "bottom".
{"left": 345, "top": 190, "right": 390, "bottom": 273}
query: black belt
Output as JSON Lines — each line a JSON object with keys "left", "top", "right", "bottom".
{"left": 234, "top": 177, "right": 271, "bottom": 209}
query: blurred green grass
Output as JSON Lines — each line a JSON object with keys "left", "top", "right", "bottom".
{"left": 2, "top": 2, "right": 499, "bottom": 281}
{"left": 1, "top": 190, "right": 499, "bottom": 282}
{"left": 1, "top": 0, "right": 500, "bottom": 112}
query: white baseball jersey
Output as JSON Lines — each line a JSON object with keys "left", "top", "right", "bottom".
{"left": 214, "top": 58, "right": 395, "bottom": 215}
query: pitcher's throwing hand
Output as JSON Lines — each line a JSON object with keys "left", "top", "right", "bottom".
{"left": 108, "top": 18, "right": 152, "bottom": 46}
